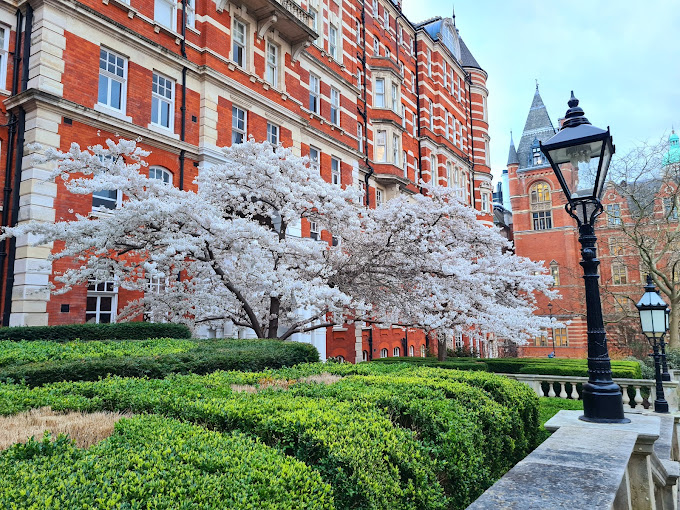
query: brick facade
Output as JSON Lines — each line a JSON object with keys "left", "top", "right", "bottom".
{"left": 0, "top": 0, "right": 491, "bottom": 361}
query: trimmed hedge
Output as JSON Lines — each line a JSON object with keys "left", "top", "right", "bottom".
{"left": 0, "top": 322, "right": 191, "bottom": 342}
{"left": 0, "top": 415, "right": 335, "bottom": 509}
{"left": 372, "top": 357, "right": 642, "bottom": 379}
{"left": 0, "top": 363, "right": 541, "bottom": 509}
{"left": 371, "top": 357, "right": 489, "bottom": 371}
{"left": 0, "top": 338, "right": 320, "bottom": 386}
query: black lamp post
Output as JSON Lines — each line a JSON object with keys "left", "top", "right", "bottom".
{"left": 660, "top": 308, "right": 671, "bottom": 381}
{"left": 548, "top": 302, "right": 555, "bottom": 357}
{"left": 540, "top": 92, "right": 628, "bottom": 423}
{"left": 636, "top": 275, "right": 670, "bottom": 413}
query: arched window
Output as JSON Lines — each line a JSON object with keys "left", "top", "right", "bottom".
{"left": 420, "top": 345, "right": 425, "bottom": 357}
{"left": 336, "top": 355, "right": 345, "bottom": 363}
{"left": 393, "top": 347, "right": 400, "bottom": 357}
{"left": 530, "top": 182, "right": 552, "bottom": 230}
{"left": 409, "top": 345, "right": 414, "bottom": 357}
{"left": 149, "top": 166, "right": 172, "bottom": 185}
{"left": 362, "top": 350, "right": 368, "bottom": 362}
{"left": 550, "top": 261, "right": 560, "bottom": 285}
{"left": 380, "top": 348, "right": 388, "bottom": 358}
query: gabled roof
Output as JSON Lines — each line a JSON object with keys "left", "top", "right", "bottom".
{"left": 517, "top": 87, "right": 556, "bottom": 170}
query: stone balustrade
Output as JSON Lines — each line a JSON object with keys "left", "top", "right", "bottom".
{"left": 503, "top": 373, "right": 680, "bottom": 413}
{"left": 468, "top": 411, "right": 680, "bottom": 509}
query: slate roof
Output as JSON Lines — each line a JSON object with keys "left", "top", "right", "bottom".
{"left": 507, "top": 133, "right": 519, "bottom": 166}
{"left": 517, "top": 88, "right": 556, "bottom": 170}
{"left": 459, "top": 38, "right": 482, "bottom": 69}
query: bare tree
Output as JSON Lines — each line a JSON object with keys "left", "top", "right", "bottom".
{"left": 605, "top": 134, "right": 680, "bottom": 348}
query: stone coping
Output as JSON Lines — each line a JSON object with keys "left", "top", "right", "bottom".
{"left": 545, "top": 410, "right": 661, "bottom": 443}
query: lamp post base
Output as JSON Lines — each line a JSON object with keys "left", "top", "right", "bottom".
{"left": 579, "top": 381, "right": 631, "bottom": 424}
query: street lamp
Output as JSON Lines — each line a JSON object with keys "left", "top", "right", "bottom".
{"left": 540, "top": 92, "right": 628, "bottom": 423}
{"left": 548, "top": 302, "right": 555, "bottom": 357}
{"left": 660, "top": 307, "right": 671, "bottom": 382}
{"left": 635, "top": 275, "right": 670, "bottom": 413}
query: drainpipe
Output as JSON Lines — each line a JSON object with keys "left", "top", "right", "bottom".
{"left": 414, "top": 32, "right": 423, "bottom": 190}
{"left": 367, "top": 326, "right": 373, "bottom": 360}
{"left": 179, "top": 0, "right": 187, "bottom": 190}
{"left": 358, "top": 3, "right": 373, "bottom": 207}
{"left": 465, "top": 71, "right": 476, "bottom": 210}
{"left": 2, "top": 5, "right": 32, "bottom": 326}
{"left": 0, "top": 10, "right": 23, "bottom": 323}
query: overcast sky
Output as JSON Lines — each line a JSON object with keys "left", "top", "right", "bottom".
{"left": 402, "top": 0, "right": 680, "bottom": 181}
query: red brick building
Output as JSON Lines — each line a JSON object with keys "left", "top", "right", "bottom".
{"left": 0, "top": 0, "right": 491, "bottom": 362}
{"left": 507, "top": 87, "right": 676, "bottom": 358}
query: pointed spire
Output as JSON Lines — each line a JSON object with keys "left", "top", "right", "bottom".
{"left": 516, "top": 85, "right": 556, "bottom": 169}
{"left": 507, "top": 131, "right": 519, "bottom": 166}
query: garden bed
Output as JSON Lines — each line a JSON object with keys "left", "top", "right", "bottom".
{"left": 0, "top": 362, "right": 539, "bottom": 509}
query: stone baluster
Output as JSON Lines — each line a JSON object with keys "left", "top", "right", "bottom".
{"left": 559, "top": 382, "right": 568, "bottom": 399}
{"left": 634, "top": 386, "right": 643, "bottom": 409}
{"left": 548, "top": 381, "right": 556, "bottom": 398}
{"left": 570, "top": 383, "right": 579, "bottom": 400}
{"left": 621, "top": 385, "right": 630, "bottom": 407}
{"left": 537, "top": 380, "right": 544, "bottom": 397}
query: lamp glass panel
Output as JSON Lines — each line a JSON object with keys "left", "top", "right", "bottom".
{"left": 651, "top": 308, "right": 666, "bottom": 337}
{"left": 545, "top": 140, "right": 604, "bottom": 198}
{"left": 639, "top": 309, "right": 654, "bottom": 335}
{"left": 594, "top": 141, "right": 612, "bottom": 199}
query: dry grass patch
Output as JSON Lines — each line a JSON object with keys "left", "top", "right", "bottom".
{"left": 0, "top": 407, "right": 130, "bottom": 450}
{"left": 301, "top": 373, "right": 344, "bottom": 385}
{"left": 230, "top": 384, "right": 258, "bottom": 393}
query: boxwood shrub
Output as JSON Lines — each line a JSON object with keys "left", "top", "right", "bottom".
{"left": 371, "top": 357, "right": 489, "bottom": 371}
{"left": 0, "top": 338, "right": 320, "bottom": 386}
{"left": 0, "top": 363, "right": 539, "bottom": 510}
{"left": 0, "top": 415, "right": 334, "bottom": 509}
{"left": 0, "top": 322, "right": 191, "bottom": 342}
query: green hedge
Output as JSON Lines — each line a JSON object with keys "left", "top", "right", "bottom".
{"left": 0, "top": 338, "right": 320, "bottom": 386}
{"left": 0, "top": 363, "right": 540, "bottom": 509}
{"left": 373, "top": 357, "right": 642, "bottom": 379}
{"left": 371, "top": 357, "right": 489, "bottom": 371}
{"left": 0, "top": 322, "right": 191, "bottom": 342}
{"left": 0, "top": 415, "right": 334, "bottom": 509}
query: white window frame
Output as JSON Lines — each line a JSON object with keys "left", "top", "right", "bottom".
{"left": 392, "top": 133, "right": 399, "bottom": 165}
{"left": 375, "top": 78, "right": 385, "bottom": 108}
{"left": 391, "top": 82, "right": 398, "bottom": 112}
{"left": 380, "top": 347, "right": 388, "bottom": 358}
{"left": 427, "top": 49, "right": 432, "bottom": 77}
{"left": 309, "top": 74, "right": 320, "bottom": 114}
{"left": 154, "top": 0, "right": 177, "bottom": 31}
{"left": 357, "top": 122, "right": 364, "bottom": 152}
{"left": 232, "top": 19, "right": 247, "bottom": 68}
{"left": 383, "top": 10, "right": 389, "bottom": 30}
{"left": 443, "top": 61, "right": 448, "bottom": 88}
{"left": 446, "top": 162, "right": 453, "bottom": 188}
{"left": 431, "top": 155, "right": 437, "bottom": 184}
{"left": 402, "top": 150, "right": 407, "bottom": 177}
{"left": 401, "top": 105, "right": 406, "bottom": 128}
{"left": 267, "top": 122, "right": 279, "bottom": 145}
{"left": 0, "top": 25, "right": 9, "bottom": 91}
{"left": 265, "top": 41, "right": 278, "bottom": 88}
{"left": 151, "top": 72, "right": 175, "bottom": 131}
{"left": 372, "top": 0, "right": 378, "bottom": 15}
{"left": 86, "top": 279, "right": 118, "bottom": 324}
{"left": 393, "top": 346, "right": 400, "bottom": 356}
{"left": 310, "top": 220, "right": 320, "bottom": 241}
{"left": 429, "top": 101, "right": 434, "bottom": 131}
{"left": 330, "top": 87, "right": 340, "bottom": 126}
{"left": 376, "top": 188, "right": 383, "bottom": 206}
{"left": 373, "top": 38, "right": 379, "bottom": 56}
{"left": 185, "top": 0, "right": 195, "bottom": 28}
{"left": 376, "top": 130, "right": 387, "bottom": 162}
{"left": 232, "top": 106, "right": 246, "bottom": 144}
{"left": 309, "top": 146, "right": 320, "bottom": 174}
{"left": 310, "top": 8, "right": 320, "bottom": 44}
{"left": 329, "top": 24, "right": 338, "bottom": 60}
{"left": 98, "top": 48, "right": 128, "bottom": 113}
{"left": 331, "top": 157, "right": 341, "bottom": 186}
{"left": 409, "top": 345, "right": 414, "bottom": 357}
{"left": 481, "top": 192, "right": 490, "bottom": 213}
{"left": 149, "top": 166, "right": 173, "bottom": 185}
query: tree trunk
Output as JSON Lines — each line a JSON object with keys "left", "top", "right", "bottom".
{"left": 669, "top": 305, "right": 679, "bottom": 350}
{"left": 267, "top": 296, "right": 280, "bottom": 339}
{"left": 437, "top": 331, "right": 447, "bottom": 361}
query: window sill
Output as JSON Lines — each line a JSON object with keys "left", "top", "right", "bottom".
{"left": 186, "top": 25, "right": 200, "bottom": 36}
{"left": 89, "top": 208, "right": 117, "bottom": 218}
{"left": 153, "top": 22, "right": 183, "bottom": 45}
{"left": 103, "top": 0, "right": 138, "bottom": 18}
{"left": 94, "top": 103, "right": 132, "bottom": 123}
{"left": 147, "top": 123, "right": 180, "bottom": 140}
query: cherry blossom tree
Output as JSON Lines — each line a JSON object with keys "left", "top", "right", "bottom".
{"left": 3, "top": 138, "right": 555, "bottom": 345}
